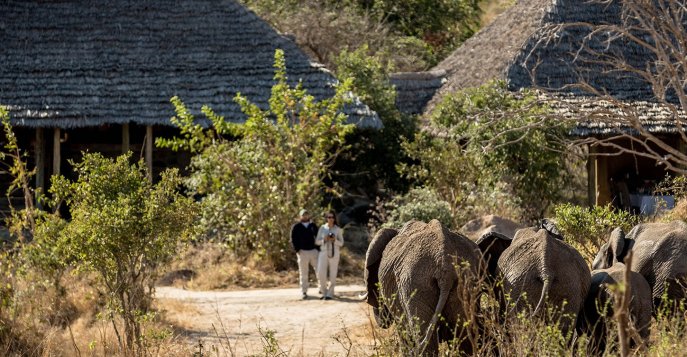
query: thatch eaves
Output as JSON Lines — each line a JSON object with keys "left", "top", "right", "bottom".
{"left": 0, "top": 0, "right": 380, "bottom": 129}
{"left": 545, "top": 94, "right": 687, "bottom": 137}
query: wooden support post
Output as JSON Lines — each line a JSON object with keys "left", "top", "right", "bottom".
{"left": 145, "top": 125, "right": 153, "bottom": 181}
{"left": 595, "top": 154, "right": 611, "bottom": 206}
{"left": 53, "top": 128, "right": 61, "bottom": 176}
{"left": 122, "top": 123, "right": 130, "bottom": 154}
{"left": 679, "top": 138, "right": 687, "bottom": 173}
{"left": 587, "top": 145, "right": 596, "bottom": 207}
{"left": 35, "top": 128, "right": 44, "bottom": 209}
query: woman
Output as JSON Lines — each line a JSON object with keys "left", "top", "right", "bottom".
{"left": 315, "top": 210, "right": 344, "bottom": 300}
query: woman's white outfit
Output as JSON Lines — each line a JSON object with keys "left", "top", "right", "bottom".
{"left": 315, "top": 224, "right": 344, "bottom": 298}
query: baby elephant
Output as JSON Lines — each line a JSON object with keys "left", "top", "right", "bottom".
{"left": 582, "top": 263, "right": 652, "bottom": 355}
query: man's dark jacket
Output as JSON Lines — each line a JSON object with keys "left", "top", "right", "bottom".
{"left": 291, "top": 221, "right": 319, "bottom": 252}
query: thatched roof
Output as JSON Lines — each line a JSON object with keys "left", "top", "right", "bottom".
{"left": 389, "top": 70, "right": 446, "bottom": 115}
{"left": 425, "top": 0, "right": 552, "bottom": 112}
{"left": 426, "top": 0, "right": 682, "bottom": 136}
{"left": 0, "top": 0, "right": 380, "bottom": 129}
{"left": 506, "top": 0, "right": 649, "bottom": 98}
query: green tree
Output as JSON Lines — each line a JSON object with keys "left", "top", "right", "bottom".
{"left": 355, "top": 0, "right": 482, "bottom": 58}
{"left": 157, "top": 49, "right": 355, "bottom": 269}
{"left": 333, "top": 45, "right": 416, "bottom": 195}
{"left": 48, "top": 153, "right": 196, "bottom": 354}
{"left": 402, "top": 81, "right": 572, "bottom": 223}
{"left": 240, "top": 0, "right": 477, "bottom": 70}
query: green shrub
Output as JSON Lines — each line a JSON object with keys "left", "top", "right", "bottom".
{"left": 47, "top": 153, "right": 197, "bottom": 354}
{"left": 402, "top": 81, "right": 572, "bottom": 223}
{"left": 333, "top": 45, "right": 416, "bottom": 194}
{"left": 553, "top": 203, "right": 637, "bottom": 262}
{"left": 383, "top": 187, "right": 453, "bottom": 229}
{"left": 158, "top": 50, "right": 355, "bottom": 269}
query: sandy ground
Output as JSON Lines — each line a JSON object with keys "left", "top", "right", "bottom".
{"left": 155, "top": 284, "right": 376, "bottom": 356}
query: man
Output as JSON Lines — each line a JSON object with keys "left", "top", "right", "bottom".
{"left": 291, "top": 209, "right": 319, "bottom": 299}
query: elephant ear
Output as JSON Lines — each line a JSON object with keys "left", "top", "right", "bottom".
{"left": 609, "top": 227, "right": 627, "bottom": 262}
{"left": 365, "top": 228, "right": 398, "bottom": 309}
{"left": 476, "top": 231, "right": 512, "bottom": 278}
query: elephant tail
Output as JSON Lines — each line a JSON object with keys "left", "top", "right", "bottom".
{"left": 419, "top": 285, "right": 450, "bottom": 354}
{"left": 533, "top": 278, "right": 551, "bottom": 317}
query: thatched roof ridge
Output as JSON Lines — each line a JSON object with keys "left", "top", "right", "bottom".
{"left": 425, "top": 0, "right": 553, "bottom": 112}
{"left": 390, "top": 70, "right": 446, "bottom": 115}
{"left": 0, "top": 0, "right": 380, "bottom": 129}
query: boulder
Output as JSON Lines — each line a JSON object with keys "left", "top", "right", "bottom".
{"left": 460, "top": 214, "right": 523, "bottom": 241}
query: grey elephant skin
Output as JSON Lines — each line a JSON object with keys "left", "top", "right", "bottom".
{"left": 593, "top": 221, "right": 687, "bottom": 309}
{"left": 364, "top": 220, "right": 484, "bottom": 355}
{"left": 582, "top": 263, "right": 652, "bottom": 355}
{"left": 482, "top": 226, "right": 591, "bottom": 337}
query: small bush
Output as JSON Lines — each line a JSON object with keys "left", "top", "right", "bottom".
{"left": 383, "top": 187, "right": 453, "bottom": 229}
{"left": 403, "top": 81, "right": 574, "bottom": 223}
{"left": 47, "top": 153, "right": 197, "bottom": 354}
{"left": 553, "top": 203, "right": 637, "bottom": 262}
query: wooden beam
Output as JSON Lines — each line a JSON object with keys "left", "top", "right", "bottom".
{"left": 145, "top": 125, "right": 153, "bottom": 181}
{"left": 595, "top": 153, "right": 611, "bottom": 206}
{"left": 35, "top": 128, "right": 44, "bottom": 208}
{"left": 587, "top": 145, "right": 596, "bottom": 207}
{"left": 53, "top": 128, "right": 61, "bottom": 176}
{"left": 679, "top": 138, "right": 687, "bottom": 172}
{"left": 122, "top": 123, "right": 130, "bottom": 154}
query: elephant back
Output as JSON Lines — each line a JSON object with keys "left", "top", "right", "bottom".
{"left": 500, "top": 228, "right": 590, "bottom": 320}
{"left": 378, "top": 219, "right": 482, "bottom": 311}
{"left": 386, "top": 220, "right": 482, "bottom": 275}
{"left": 626, "top": 221, "right": 687, "bottom": 304}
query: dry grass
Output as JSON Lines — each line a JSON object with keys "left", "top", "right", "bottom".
{"left": 480, "top": 0, "right": 516, "bottom": 27}
{"left": 661, "top": 198, "right": 687, "bottom": 222}
{"left": 163, "top": 242, "right": 365, "bottom": 290}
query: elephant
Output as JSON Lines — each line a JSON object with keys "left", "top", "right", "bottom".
{"left": 364, "top": 219, "right": 486, "bottom": 355}
{"left": 582, "top": 263, "right": 652, "bottom": 355}
{"left": 477, "top": 225, "right": 591, "bottom": 338}
{"left": 592, "top": 220, "right": 687, "bottom": 310}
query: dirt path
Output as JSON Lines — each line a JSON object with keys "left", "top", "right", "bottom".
{"left": 155, "top": 285, "right": 376, "bottom": 356}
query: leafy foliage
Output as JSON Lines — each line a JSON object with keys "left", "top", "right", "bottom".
{"left": 0, "top": 106, "right": 38, "bottom": 238}
{"left": 47, "top": 153, "right": 196, "bottom": 353}
{"left": 241, "top": 0, "right": 481, "bottom": 70}
{"left": 333, "top": 45, "right": 416, "bottom": 195}
{"left": 402, "top": 81, "right": 572, "bottom": 223}
{"left": 553, "top": 203, "right": 637, "bottom": 262}
{"left": 383, "top": 187, "right": 453, "bottom": 229}
{"left": 354, "top": 0, "right": 482, "bottom": 58}
{"left": 158, "top": 50, "right": 355, "bottom": 269}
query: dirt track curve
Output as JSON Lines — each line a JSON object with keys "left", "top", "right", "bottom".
{"left": 156, "top": 284, "right": 375, "bottom": 356}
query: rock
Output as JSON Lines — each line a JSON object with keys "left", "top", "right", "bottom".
{"left": 460, "top": 214, "right": 523, "bottom": 241}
